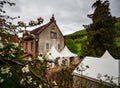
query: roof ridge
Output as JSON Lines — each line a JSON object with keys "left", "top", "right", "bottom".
{"left": 30, "top": 22, "right": 51, "bottom": 35}
{"left": 30, "top": 15, "right": 57, "bottom": 35}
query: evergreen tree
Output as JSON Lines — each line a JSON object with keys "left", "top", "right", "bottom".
{"left": 85, "top": 0, "right": 116, "bottom": 57}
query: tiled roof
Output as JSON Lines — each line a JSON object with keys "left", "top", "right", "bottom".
{"left": 30, "top": 15, "right": 56, "bottom": 35}
{"left": 30, "top": 18, "right": 52, "bottom": 35}
{"left": 30, "top": 22, "right": 51, "bottom": 35}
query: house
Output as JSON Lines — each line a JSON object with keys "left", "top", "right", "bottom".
{"left": 72, "top": 50, "right": 120, "bottom": 88}
{"left": 21, "top": 15, "right": 65, "bottom": 57}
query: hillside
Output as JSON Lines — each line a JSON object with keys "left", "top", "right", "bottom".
{"left": 65, "top": 18, "right": 120, "bottom": 58}
{"left": 56, "top": 17, "right": 120, "bottom": 88}
{"left": 64, "top": 29, "right": 87, "bottom": 57}
{"left": 65, "top": 30, "right": 87, "bottom": 40}
{"left": 115, "top": 17, "right": 120, "bottom": 47}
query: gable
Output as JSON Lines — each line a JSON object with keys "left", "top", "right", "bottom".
{"left": 22, "top": 15, "right": 65, "bottom": 56}
{"left": 29, "top": 15, "right": 64, "bottom": 38}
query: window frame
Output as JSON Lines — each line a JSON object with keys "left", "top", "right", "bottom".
{"left": 45, "top": 42, "right": 49, "bottom": 50}
{"left": 51, "top": 31, "right": 57, "bottom": 39}
{"left": 58, "top": 43, "right": 60, "bottom": 50}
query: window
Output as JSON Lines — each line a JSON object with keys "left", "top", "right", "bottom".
{"left": 50, "top": 27, "right": 57, "bottom": 39}
{"left": 51, "top": 32, "right": 57, "bottom": 39}
{"left": 58, "top": 44, "right": 60, "bottom": 49}
{"left": 46, "top": 42, "right": 49, "bottom": 50}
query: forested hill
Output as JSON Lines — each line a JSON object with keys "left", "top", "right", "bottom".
{"left": 64, "top": 29, "right": 87, "bottom": 57}
{"left": 64, "top": 30, "right": 87, "bottom": 40}
{"left": 115, "top": 17, "right": 120, "bottom": 47}
{"left": 64, "top": 17, "right": 120, "bottom": 58}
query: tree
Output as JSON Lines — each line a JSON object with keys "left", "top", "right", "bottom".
{"left": 0, "top": 1, "right": 52, "bottom": 88}
{"left": 84, "top": 0, "right": 116, "bottom": 57}
{"left": 115, "top": 18, "right": 120, "bottom": 38}
{"left": 65, "top": 39, "right": 78, "bottom": 54}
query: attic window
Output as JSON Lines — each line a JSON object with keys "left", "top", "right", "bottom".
{"left": 51, "top": 29, "right": 55, "bottom": 32}
{"left": 50, "top": 25, "right": 57, "bottom": 39}
{"left": 51, "top": 32, "right": 57, "bottom": 39}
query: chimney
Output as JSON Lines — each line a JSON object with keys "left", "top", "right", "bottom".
{"left": 50, "top": 14, "right": 56, "bottom": 23}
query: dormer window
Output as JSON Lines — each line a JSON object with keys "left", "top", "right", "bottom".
{"left": 50, "top": 27, "right": 57, "bottom": 39}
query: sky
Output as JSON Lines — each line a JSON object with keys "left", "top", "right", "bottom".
{"left": 4, "top": 0, "right": 120, "bottom": 35}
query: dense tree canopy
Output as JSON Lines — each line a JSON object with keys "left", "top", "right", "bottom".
{"left": 65, "top": 30, "right": 88, "bottom": 57}
{"left": 84, "top": 0, "right": 116, "bottom": 57}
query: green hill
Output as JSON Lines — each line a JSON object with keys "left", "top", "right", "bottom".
{"left": 64, "top": 29, "right": 87, "bottom": 57}
{"left": 115, "top": 17, "right": 120, "bottom": 47}
{"left": 65, "top": 18, "right": 120, "bottom": 58}
{"left": 65, "top": 30, "right": 87, "bottom": 40}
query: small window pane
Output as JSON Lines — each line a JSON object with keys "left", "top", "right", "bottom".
{"left": 51, "top": 32, "right": 57, "bottom": 39}
{"left": 58, "top": 44, "right": 60, "bottom": 49}
{"left": 46, "top": 43, "right": 49, "bottom": 50}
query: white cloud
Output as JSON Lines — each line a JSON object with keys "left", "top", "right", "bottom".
{"left": 4, "top": 0, "right": 120, "bottom": 35}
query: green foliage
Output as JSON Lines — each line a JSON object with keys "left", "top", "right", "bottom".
{"left": 83, "top": 0, "right": 116, "bottom": 57}
{"left": 115, "top": 37, "right": 120, "bottom": 46}
{"left": 0, "top": 53, "right": 50, "bottom": 88}
{"left": 65, "top": 39, "right": 78, "bottom": 53}
{"left": 0, "top": 0, "right": 49, "bottom": 87}
{"left": 65, "top": 20, "right": 120, "bottom": 58}
{"left": 1, "top": 42, "right": 24, "bottom": 59}
{"left": 65, "top": 30, "right": 87, "bottom": 57}
{"left": 115, "top": 18, "right": 120, "bottom": 41}
{"left": 65, "top": 29, "right": 87, "bottom": 40}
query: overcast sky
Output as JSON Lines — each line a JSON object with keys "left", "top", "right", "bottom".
{"left": 4, "top": 0, "right": 120, "bottom": 35}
